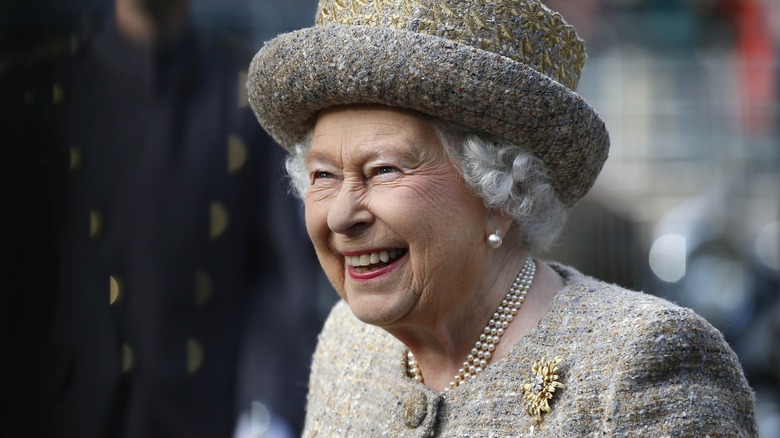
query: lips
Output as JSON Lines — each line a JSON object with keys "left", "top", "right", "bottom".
{"left": 344, "top": 248, "right": 408, "bottom": 277}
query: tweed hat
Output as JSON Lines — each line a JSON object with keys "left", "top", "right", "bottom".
{"left": 248, "top": 0, "right": 609, "bottom": 206}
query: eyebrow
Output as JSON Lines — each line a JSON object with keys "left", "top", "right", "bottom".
{"left": 306, "top": 135, "right": 424, "bottom": 166}
{"left": 305, "top": 149, "right": 335, "bottom": 166}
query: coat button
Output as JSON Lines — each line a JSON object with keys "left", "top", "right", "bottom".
{"left": 52, "top": 83, "right": 64, "bottom": 104}
{"left": 209, "top": 201, "right": 228, "bottom": 239}
{"left": 89, "top": 209, "right": 102, "bottom": 238}
{"left": 402, "top": 390, "right": 427, "bottom": 429}
{"left": 237, "top": 70, "right": 249, "bottom": 108}
{"left": 69, "top": 146, "right": 82, "bottom": 171}
{"left": 121, "top": 343, "right": 134, "bottom": 373}
{"left": 227, "top": 135, "right": 247, "bottom": 174}
{"left": 109, "top": 275, "right": 122, "bottom": 305}
{"left": 194, "top": 270, "right": 213, "bottom": 306}
{"left": 187, "top": 338, "right": 204, "bottom": 375}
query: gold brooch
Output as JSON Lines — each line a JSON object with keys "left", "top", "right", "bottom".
{"left": 523, "top": 356, "right": 564, "bottom": 425}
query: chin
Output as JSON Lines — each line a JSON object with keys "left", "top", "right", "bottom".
{"left": 344, "top": 291, "right": 416, "bottom": 327}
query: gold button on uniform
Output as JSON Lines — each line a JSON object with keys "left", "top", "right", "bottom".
{"left": 209, "top": 202, "right": 228, "bottom": 239}
{"left": 187, "top": 338, "right": 204, "bottom": 375}
{"left": 227, "top": 135, "right": 247, "bottom": 174}
{"left": 402, "top": 389, "right": 428, "bottom": 428}
{"left": 109, "top": 275, "right": 122, "bottom": 305}
{"left": 69, "top": 146, "right": 82, "bottom": 171}
{"left": 52, "top": 83, "right": 64, "bottom": 105}
{"left": 121, "top": 343, "right": 134, "bottom": 373}
{"left": 237, "top": 70, "right": 249, "bottom": 108}
{"left": 89, "top": 210, "right": 102, "bottom": 238}
{"left": 194, "top": 270, "right": 213, "bottom": 306}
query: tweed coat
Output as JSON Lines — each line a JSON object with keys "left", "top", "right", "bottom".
{"left": 304, "top": 264, "right": 757, "bottom": 437}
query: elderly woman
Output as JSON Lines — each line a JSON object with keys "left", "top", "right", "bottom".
{"left": 247, "top": 0, "right": 757, "bottom": 436}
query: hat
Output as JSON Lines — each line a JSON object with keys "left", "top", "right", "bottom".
{"left": 247, "top": 0, "right": 609, "bottom": 207}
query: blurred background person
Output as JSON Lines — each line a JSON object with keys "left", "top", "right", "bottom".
{"left": 49, "top": 0, "right": 324, "bottom": 436}
{"left": 2, "top": 0, "right": 325, "bottom": 436}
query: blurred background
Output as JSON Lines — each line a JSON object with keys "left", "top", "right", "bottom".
{"left": 543, "top": 0, "right": 780, "bottom": 435}
{"left": 1, "top": 0, "right": 777, "bottom": 437}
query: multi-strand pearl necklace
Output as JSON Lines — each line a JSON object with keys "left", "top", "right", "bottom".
{"left": 406, "top": 257, "right": 536, "bottom": 391}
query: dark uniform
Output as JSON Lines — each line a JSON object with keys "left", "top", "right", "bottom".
{"left": 43, "top": 21, "right": 321, "bottom": 437}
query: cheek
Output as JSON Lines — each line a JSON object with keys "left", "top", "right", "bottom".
{"left": 303, "top": 204, "right": 319, "bottom": 242}
{"left": 304, "top": 198, "right": 332, "bottom": 255}
{"left": 304, "top": 199, "right": 346, "bottom": 294}
{"left": 395, "top": 173, "right": 483, "bottom": 228}
{"left": 373, "top": 168, "right": 460, "bottom": 212}
{"left": 390, "top": 178, "right": 488, "bottom": 274}
{"left": 407, "top": 172, "right": 460, "bottom": 206}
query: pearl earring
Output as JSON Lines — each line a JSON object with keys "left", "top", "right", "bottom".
{"left": 487, "top": 230, "right": 503, "bottom": 248}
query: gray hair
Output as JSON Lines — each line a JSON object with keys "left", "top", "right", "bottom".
{"left": 284, "top": 118, "right": 567, "bottom": 252}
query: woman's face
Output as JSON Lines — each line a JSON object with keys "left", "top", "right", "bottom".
{"left": 304, "top": 105, "right": 493, "bottom": 327}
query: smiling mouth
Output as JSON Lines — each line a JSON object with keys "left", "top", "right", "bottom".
{"left": 345, "top": 249, "right": 408, "bottom": 273}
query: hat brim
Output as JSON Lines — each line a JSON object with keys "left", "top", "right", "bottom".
{"left": 248, "top": 24, "right": 609, "bottom": 206}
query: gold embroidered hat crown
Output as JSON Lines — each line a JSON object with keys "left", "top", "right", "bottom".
{"left": 248, "top": 0, "right": 609, "bottom": 206}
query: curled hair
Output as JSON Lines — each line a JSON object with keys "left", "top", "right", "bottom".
{"left": 285, "top": 130, "right": 312, "bottom": 199}
{"left": 285, "top": 118, "right": 567, "bottom": 252}
{"left": 430, "top": 120, "right": 567, "bottom": 252}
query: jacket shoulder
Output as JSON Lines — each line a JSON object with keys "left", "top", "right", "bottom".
{"left": 563, "top": 279, "right": 758, "bottom": 436}
{"left": 543, "top": 265, "right": 757, "bottom": 436}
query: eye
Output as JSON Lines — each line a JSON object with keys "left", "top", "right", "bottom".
{"left": 366, "top": 165, "right": 401, "bottom": 182}
{"left": 313, "top": 171, "right": 334, "bottom": 180}
{"left": 376, "top": 166, "right": 397, "bottom": 175}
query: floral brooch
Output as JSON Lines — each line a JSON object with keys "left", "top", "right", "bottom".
{"left": 522, "top": 356, "right": 564, "bottom": 425}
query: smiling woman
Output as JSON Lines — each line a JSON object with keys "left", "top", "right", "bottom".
{"left": 246, "top": 0, "right": 757, "bottom": 436}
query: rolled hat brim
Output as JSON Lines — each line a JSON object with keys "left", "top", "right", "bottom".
{"left": 248, "top": 24, "right": 609, "bottom": 206}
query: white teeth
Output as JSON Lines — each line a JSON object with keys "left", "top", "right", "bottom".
{"left": 345, "top": 249, "right": 405, "bottom": 266}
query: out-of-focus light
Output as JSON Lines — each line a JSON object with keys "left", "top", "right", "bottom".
{"left": 251, "top": 401, "right": 271, "bottom": 436}
{"left": 755, "top": 221, "right": 780, "bottom": 271}
{"left": 649, "top": 234, "right": 687, "bottom": 282}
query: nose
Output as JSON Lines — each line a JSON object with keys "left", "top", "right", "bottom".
{"left": 327, "top": 183, "right": 374, "bottom": 234}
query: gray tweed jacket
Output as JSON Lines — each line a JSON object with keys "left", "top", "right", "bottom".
{"left": 303, "top": 264, "right": 757, "bottom": 437}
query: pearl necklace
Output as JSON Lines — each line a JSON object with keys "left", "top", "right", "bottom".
{"left": 406, "top": 257, "right": 536, "bottom": 391}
